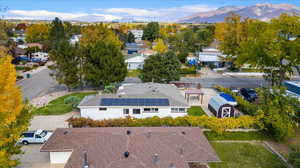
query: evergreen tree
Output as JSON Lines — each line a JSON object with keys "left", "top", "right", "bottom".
{"left": 49, "top": 41, "right": 81, "bottom": 89}
{"left": 0, "top": 51, "right": 32, "bottom": 168}
{"left": 126, "top": 32, "right": 135, "bottom": 43}
{"left": 83, "top": 41, "right": 127, "bottom": 87}
{"left": 49, "top": 17, "right": 66, "bottom": 49}
{"left": 140, "top": 51, "right": 180, "bottom": 83}
{"left": 142, "top": 22, "right": 159, "bottom": 42}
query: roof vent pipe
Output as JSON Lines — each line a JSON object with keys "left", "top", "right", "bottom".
{"left": 83, "top": 151, "right": 89, "bottom": 168}
{"left": 153, "top": 153, "right": 160, "bottom": 165}
{"left": 124, "top": 151, "right": 130, "bottom": 158}
{"left": 169, "top": 163, "right": 176, "bottom": 168}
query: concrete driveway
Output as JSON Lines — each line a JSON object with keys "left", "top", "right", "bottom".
{"left": 15, "top": 144, "right": 64, "bottom": 168}
{"left": 29, "top": 112, "right": 79, "bottom": 131}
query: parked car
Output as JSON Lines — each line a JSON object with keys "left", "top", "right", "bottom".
{"left": 240, "top": 88, "right": 257, "bottom": 102}
{"left": 19, "top": 129, "right": 52, "bottom": 145}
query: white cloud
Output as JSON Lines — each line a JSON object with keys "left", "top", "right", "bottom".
{"left": 96, "top": 4, "right": 217, "bottom": 21}
{"left": 6, "top": 10, "right": 121, "bottom": 21}
{"left": 103, "top": 8, "right": 161, "bottom": 17}
{"left": 5, "top": 4, "right": 217, "bottom": 22}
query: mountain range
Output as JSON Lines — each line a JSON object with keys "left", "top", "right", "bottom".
{"left": 178, "top": 3, "right": 300, "bottom": 23}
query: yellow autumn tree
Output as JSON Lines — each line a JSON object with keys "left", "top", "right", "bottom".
{"left": 152, "top": 38, "right": 167, "bottom": 54}
{"left": 25, "top": 24, "right": 50, "bottom": 43}
{"left": 0, "top": 50, "right": 31, "bottom": 168}
{"left": 80, "top": 24, "right": 122, "bottom": 48}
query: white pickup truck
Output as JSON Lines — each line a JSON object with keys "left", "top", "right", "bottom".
{"left": 19, "top": 129, "right": 52, "bottom": 145}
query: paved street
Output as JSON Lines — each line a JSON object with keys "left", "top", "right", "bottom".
{"left": 18, "top": 67, "right": 299, "bottom": 100}
{"left": 17, "top": 68, "right": 66, "bottom": 100}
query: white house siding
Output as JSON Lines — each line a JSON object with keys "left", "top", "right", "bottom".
{"left": 79, "top": 107, "right": 187, "bottom": 120}
{"left": 50, "top": 151, "right": 72, "bottom": 164}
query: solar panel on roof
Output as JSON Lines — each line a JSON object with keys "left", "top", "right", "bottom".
{"left": 100, "top": 98, "right": 169, "bottom": 106}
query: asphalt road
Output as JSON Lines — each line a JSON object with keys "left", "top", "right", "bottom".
{"left": 17, "top": 68, "right": 66, "bottom": 100}
{"left": 17, "top": 68, "right": 299, "bottom": 100}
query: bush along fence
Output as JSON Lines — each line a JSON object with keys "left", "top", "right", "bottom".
{"left": 67, "top": 115, "right": 257, "bottom": 134}
{"left": 213, "top": 85, "right": 258, "bottom": 115}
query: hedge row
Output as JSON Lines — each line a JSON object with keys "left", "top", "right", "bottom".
{"left": 68, "top": 115, "right": 257, "bottom": 134}
{"left": 180, "top": 67, "right": 197, "bottom": 74}
{"left": 213, "top": 85, "right": 258, "bottom": 115}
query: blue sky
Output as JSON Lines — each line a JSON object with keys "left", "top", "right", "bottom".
{"left": 1, "top": 0, "right": 300, "bottom": 21}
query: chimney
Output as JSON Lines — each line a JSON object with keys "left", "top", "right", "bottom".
{"left": 83, "top": 151, "right": 89, "bottom": 168}
{"left": 153, "top": 153, "right": 160, "bottom": 165}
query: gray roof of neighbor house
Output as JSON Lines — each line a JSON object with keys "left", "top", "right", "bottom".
{"left": 78, "top": 83, "right": 189, "bottom": 107}
{"left": 40, "top": 127, "right": 220, "bottom": 168}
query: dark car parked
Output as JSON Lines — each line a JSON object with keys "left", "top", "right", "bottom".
{"left": 240, "top": 88, "right": 257, "bottom": 102}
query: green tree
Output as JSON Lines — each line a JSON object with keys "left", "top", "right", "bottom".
{"left": 49, "top": 17, "right": 66, "bottom": 49}
{"left": 142, "top": 22, "right": 159, "bottom": 42}
{"left": 0, "top": 52, "right": 32, "bottom": 168}
{"left": 83, "top": 41, "right": 127, "bottom": 87}
{"left": 256, "top": 87, "right": 299, "bottom": 141}
{"left": 140, "top": 51, "right": 180, "bottom": 83}
{"left": 177, "top": 49, "right": 189, "bottom": 63}
{"left": 238, "top": 14, "right": 300, "bottom": 86}
{"left": 49, "top": 41, "right": 81, "bottom": 89}
{"left": 0, "top": 21, "right": 12, "bottom": 46}
{"left": 126, "top": 32, "right": 135, "bottom": 43}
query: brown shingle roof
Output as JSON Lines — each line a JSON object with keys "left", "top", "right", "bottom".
{"left": 41, "top": 127, "right": 220, "bottom": 168}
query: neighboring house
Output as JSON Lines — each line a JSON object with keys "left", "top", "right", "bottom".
{"left": 125, "top": 55, "right": 146, "bottom": 70}
{"left": 284, "top": 81, "right": 300, "bottom": 101}
{"left": 27, "top": 43, "right": 43, "bottom": 49}
{"left": 78, "top": 83, "right": 190, "bottom": 120}
{"left": 126, "top": 43, "right": 142, "bottom": 54}
{"left": 130, "top": 29, "right": 143, "bottom": 41}
{"left": 198, "top": 48, "right": 226, "bottom": 68}
{"left": 32, "top": 52, "right": 49, "bottom": 62}
{"left": 69, "top": 35, "right": 82, "bottom": 45}
{"left": 40, "top": 127, "right": 220, "bottom": 167}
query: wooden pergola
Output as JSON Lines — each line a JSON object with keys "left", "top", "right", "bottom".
{"left": 185, "top": 89, "right": 204, "bottom": 104}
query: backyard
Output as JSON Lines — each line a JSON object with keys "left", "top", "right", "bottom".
{"left": 34, "top": 92, "right": 96, "bottom": 115}
{"left": 209, "top": 142, "right": 287, "bottom": 168}
{"left": 187, "top": 106, "right": 206, "bottom": 116}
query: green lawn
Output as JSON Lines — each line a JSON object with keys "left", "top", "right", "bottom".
{"left": 34, "top": 92, "right": 96, "bottom": 115}
{"left": 205, "top": 131, "right": 272, "bottom": 141}
{"left": 127, "top": 70, "right": 141, "bottom": 77}
{"left": 187, "top": 106, "right": 206, "bottom": 116}
{"left": 209, "top": 142, "right": 287, "bottom": 168}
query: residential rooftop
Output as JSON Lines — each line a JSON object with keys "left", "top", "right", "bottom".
{"left": 41, "top": 127, "right": 220, "bottom": 168}
{"left": 78, "top": 83, "right": 189, "bottom": 107}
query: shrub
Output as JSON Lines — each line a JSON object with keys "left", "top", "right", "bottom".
{"left": 67, "top": 115, "right": 257, "bottom": 134}
{"left": 289, "top": 151, "right": 300, "bottom": 168}
{"left": 213, "top": 85, "right": 257, "bottom": 115}
{"left": 180, "top": 67, "right": 197, "bottom": 74}
{"left": 64, "top": 96, "right": 81, "bottom": 108}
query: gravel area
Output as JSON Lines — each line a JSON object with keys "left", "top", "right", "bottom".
{"left": 30, "top": 91, "right": 69, "bottom": 108}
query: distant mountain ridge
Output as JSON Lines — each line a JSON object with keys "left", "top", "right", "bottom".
{"left": 178, "top": 3, "right": 300, "bottom": 23}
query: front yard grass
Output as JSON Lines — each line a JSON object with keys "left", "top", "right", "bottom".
{"left": 209, "top": 142, "right": 287, "bottom": 168}
{"left": 205, "top": 131, "right": 272, "bottom": 141}
{"left": 34, "top": 92, "right": 96, "bottom": 115}
{"left": 187, "top": 106, "right": 206, "bottom": 116}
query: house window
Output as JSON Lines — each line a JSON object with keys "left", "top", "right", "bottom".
{"left": 123, "top": 109, "right": 129, "bottom": 115}
{"left": 132, "top": 109, "right": 141, "bottom": 114}
{"left": 171, "top": 108, "right": 186, "bottom": 113}
{"left": 99, "top": 108, "right": 107, "bottom": 111}
{"left": 143, "top": 108, "right": 159, "bottom": 113}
